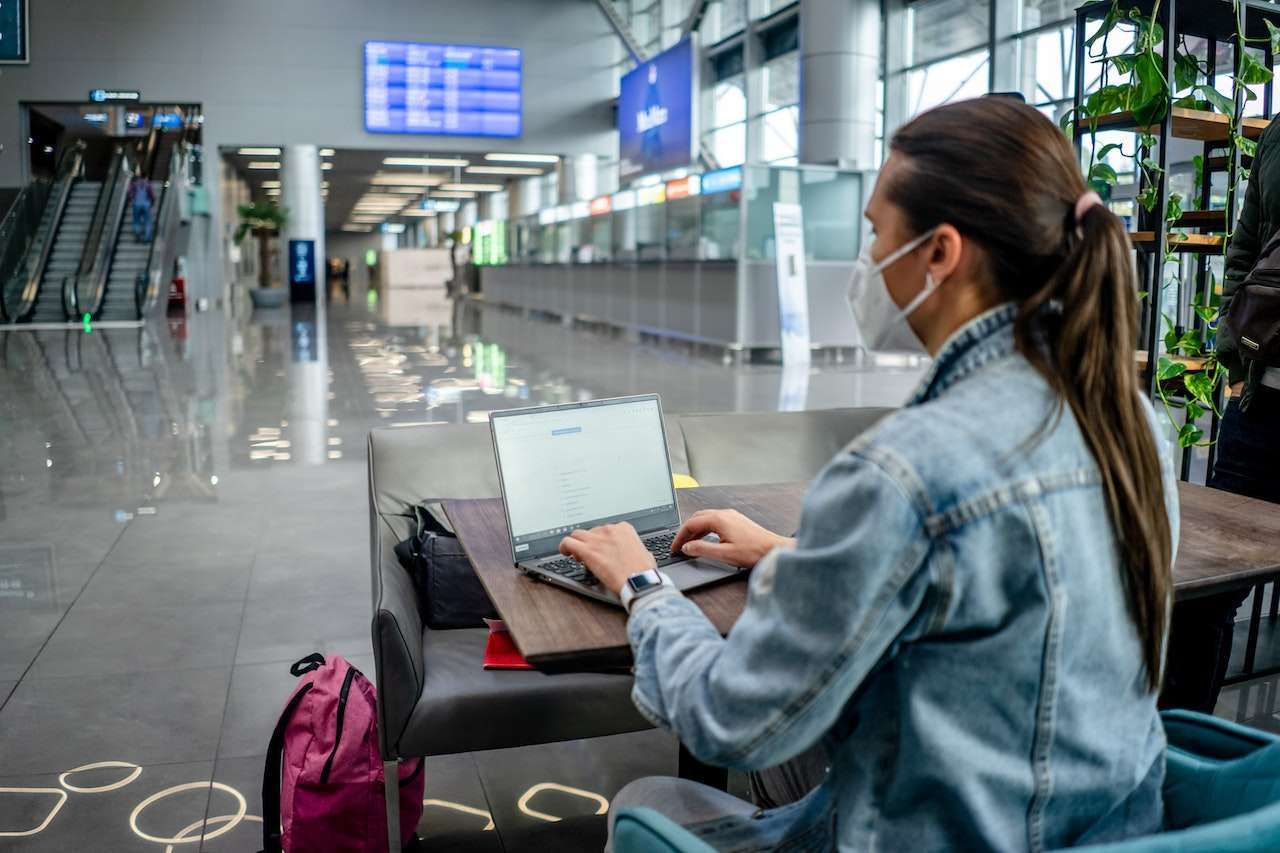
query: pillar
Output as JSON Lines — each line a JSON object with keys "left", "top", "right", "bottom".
{"left": 281, "top": 144, "right": 325, "bottom": 300}
{"left": 557, "top": 154, "right": 598, "bottom": 203}
{"left": 799, "top": 0, "right": 879, "bottom": 169}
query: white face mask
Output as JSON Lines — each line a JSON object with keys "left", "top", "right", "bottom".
{"left": 847, "top": 228, "right": 941, "bottom": 354}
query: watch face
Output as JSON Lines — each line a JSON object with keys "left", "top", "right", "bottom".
{"left": 628, "top": 570, "right": 661, "bottom": 593}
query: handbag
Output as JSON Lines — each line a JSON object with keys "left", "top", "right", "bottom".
{"left": 393, "top": 503, "right": 497, "bottom": 630}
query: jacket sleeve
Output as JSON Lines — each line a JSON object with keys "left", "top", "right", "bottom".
{"left": 1219, "top": 131, "right": 1269, "bottom": 383}
{"left": 626, "top": 450, "right": 937, "bottom": 771}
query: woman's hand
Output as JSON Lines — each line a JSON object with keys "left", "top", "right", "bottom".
{"left": 558, "top": 523, "right": 657, "bottom": 596}
{"left": 670, "top": 509, "right": 795, "bottom": 569}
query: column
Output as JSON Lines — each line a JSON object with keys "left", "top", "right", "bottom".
{"left": 799, "top": 0, "right": 880, "bottom": 169}
{"left": 281, "top": 144, "right": 325, "bottom": 302}
{"left": 281, "top": 144, "right": 327, "bottom": 465}
{"left": 557, "top": 154, "right": 598, "bottom": 203}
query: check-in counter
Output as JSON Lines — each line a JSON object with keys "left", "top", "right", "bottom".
{"left": 473, "top": 165, "right": 866, "bottom": 354}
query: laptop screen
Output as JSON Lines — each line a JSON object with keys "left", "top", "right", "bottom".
{"left": 490, "top": 395, "right": 679, "bottom": 561}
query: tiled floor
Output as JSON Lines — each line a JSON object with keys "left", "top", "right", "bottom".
{"left": 0, "top": 288, "right": 917, "bottom": 850}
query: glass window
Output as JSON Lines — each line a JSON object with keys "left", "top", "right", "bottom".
{"left": 711, "top": 75, "right": 747, "bottom": 127}
{"left": 751, "top": 0, "right": 794, "bottom": 19}
{"left": 706, "top": 123, "right": 747, "bottom": 167}
{"left": 760, "top": 16, "right": 798, "bottom": 60}
{"left": 743, "top": 166, "right": 860, "bottom": 261}
{"left": 1015, "top": 24, "right": 1075, "bottom": 105}
{"left": 1018, "top": 0, "right": 1075, "bottom": 30}
{"left": 703, "top": 0, "right": 747, "bottom": 44}
{"left": 666, "top": 196, "right": 701, "bottom": 260}
{"left": 762, "top": 52, "right": 799, "bottom": 112}
{"left": 635, "top": 203, "right": 666, "bottom": 260}
{"left": 613, "top": 208, "right": 638, "bottom": 259}
{"left": 904, "top": 50, "right": 990, "bottom": 116}
{"left": 759, "top": 106, "right": 799, "bottom": 162}
{"left": 905, "top": 0, "right": 991, "bottom": 67}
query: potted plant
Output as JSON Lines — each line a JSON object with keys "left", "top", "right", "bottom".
{"left": 235, "top": 200, "right": 289, "bottom": 308}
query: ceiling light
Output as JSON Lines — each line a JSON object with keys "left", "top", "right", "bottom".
{"left": 321, "top": 162, "right": 333, "bottom": 170}
{"left": 370, "top": 173, "right": 442, "bottom": 186}
{"left": 383, "top": 156, "right": 469, "bottom": 167}
{"left": 485, "top": 152, "right": 559, "bottom": 163}
{"left": 466, "top": 165, "right": 544, "bottom": 175}
{"left": 260, "top": 180, "right": 281, "bottom": 188}
{"left": 321, "top": 181, "right": 330, "bottom": 189}
{"left": 401, "top": 209, "right": 438, "bottom": 217}
{"left": 431, "top": 190, "right": 477, "bottom": 198}
{"left": 342, "top": 224, "right": 374, "bottom": 232}
{"left": 248, "top": 161, "right": 280, "bottom": 170}
{"left": 440, "top": 183, "right": 502, "bottom": 192}
{"left": 239, "top": 147, "right": 281, "bottom": 156}
{"left": 320, "top": 148, "right": 335, "bottom": 157}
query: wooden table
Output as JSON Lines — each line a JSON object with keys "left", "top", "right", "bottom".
{"left": 445, "top": 481, "right": 1280, "bottom": 673}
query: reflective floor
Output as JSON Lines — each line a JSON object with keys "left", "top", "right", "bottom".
{"left": 0, "top": 289, "right": 924, "bottom": 850}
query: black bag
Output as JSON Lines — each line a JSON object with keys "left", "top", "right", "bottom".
{"left": 1223, "top": 229, "right": 1280, "bottom": 410}
{"left": 394, "top": 503, "right": 497, "bottom": 630}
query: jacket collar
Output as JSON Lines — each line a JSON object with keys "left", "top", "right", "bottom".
{"left": 908, "top": 302, "right": 1020, "bottom": 406}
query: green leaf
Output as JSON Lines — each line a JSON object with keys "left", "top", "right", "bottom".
{"left": 1196, "top": 83, "right": 1235, "bottom": 117}
{"left": 1164, "top": 323, "right": 1180, "bottom": 352}
{"left": 1166, "top": 192, "right": 1183, "bottom": 223}
{"left": 1133, "top": 53, "right": 1169, "bottom": 125}
{"left": 1137, "top": 290, "right": 1150, "bottom": 301}
{"left": 1192, "top": 153, "right": 1204, "bottom": 188}
{"left": 1239, "top": 135, "right": 1258, "bottom": 159}
{"left": 1176, "top": 330, "right": 1203, "bottom": 355}
{"left": 1184, "top": 371, "right": 1216, "bottom": 406}
{"left": 1090, "top": 162, "right": 1119, "bottom": 187}
{"left": 1173, "top": 95, "right": 1212, "bottom": 110}
{"left": 1194, "top": 304, "right": 1219, "bottom": 324}
{"left": 1059, "top": 107, "right": 1075, "bottom": 133}
{"left": 1109, "top": 53, "right": 1140, "bottom": 75}
{"left": 1174, "top": 49, "right": 1199, "bottom": 92}
{"left": 1085, "top": 5, "right": 1120, "bottom": 50}
{"left": 1186, "top": 401, "right": 1205, "bottom": 422}
{"left": 1138, "top": 184, "right": 1161, "bottom": 212}
{"left": 1238, "top": 51, "right": 1274, "bottom": 86}
{"left": 1178, "top": 423, "right": 1205, "bottom": 447}
{"left": 1157, "top": 357, "right": 1188, "bottom": 381}
{"left": 1095, "top": 142, "right": 1124, "bottom": 161}
{"left": 1267, "top": 20, "right": 1280, "bottom": 57}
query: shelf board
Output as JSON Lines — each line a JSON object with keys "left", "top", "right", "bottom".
{"left": 1171, "top": 209, "right": 1227, "bottom": 229}
{"left": 1136, "top": 350, "right": 1209, "bottom": 373}
{"left": 1128, "top": 231, "right": 1226, "bottom": 253}
{"left": 1205, "top": 154, "right": 1254, "bottom": 172}
{"left": 1089, "top": 107, "right": 1269, "bottom": 142}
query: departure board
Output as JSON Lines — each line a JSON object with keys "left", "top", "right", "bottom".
{"left": 364, "top": 40, "right": 522, "bottom": 137}
{"left": 0, "top": 0, "right": 28, "bottom": 64}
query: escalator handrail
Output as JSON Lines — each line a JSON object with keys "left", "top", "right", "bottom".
{"left": 0, "top": 141, "right": 86, "bottom": 322}
{"left": 75, "top": 147, "right": 134, "bottom": 319}
{"left": 137, "top": 140, "right": 187, "bottom": 317}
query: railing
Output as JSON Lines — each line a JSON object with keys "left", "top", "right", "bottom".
{"left": 73, "top": 146, "right": 133, "bottom": 319}
{"left": 0, "top": 142, "right": 85, "bottom": 322}
{"left": 136, "top": 139, "right": 187, "bottom": 317}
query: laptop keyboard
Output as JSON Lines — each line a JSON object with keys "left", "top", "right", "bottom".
{"left": 539, "top": 532, "right": 683, "bottom": 586}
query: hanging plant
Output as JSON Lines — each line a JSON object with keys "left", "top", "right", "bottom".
{"left": 1064, "top": 0, "right": 1277, "bottom": 449}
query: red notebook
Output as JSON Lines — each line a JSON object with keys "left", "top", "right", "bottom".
{"left": 483, "top": 623, "right": 533, "bottom": 670}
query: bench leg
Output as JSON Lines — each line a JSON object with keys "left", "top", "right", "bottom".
{"left": 384, "top": 759, "right": 401, "bottom": 853}
{"left": 678, "top": 742, "right": 728, "bottom": 791}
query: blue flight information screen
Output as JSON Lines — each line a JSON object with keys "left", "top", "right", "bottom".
{"left": 0, "top": 0, "right": 28, "bottom": 63}
{"left": 364, "top": 40, "right": 522, "bottom": 137}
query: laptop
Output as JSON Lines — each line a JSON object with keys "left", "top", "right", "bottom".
{"left": 488, "top": 394, "right": 745, "bottom": 606}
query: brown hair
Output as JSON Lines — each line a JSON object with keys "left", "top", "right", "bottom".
{"left": 888, "top": 97, "right": 1172, "bottom": 692}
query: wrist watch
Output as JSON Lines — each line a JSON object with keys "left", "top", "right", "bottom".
{"left": 620, "top": 568, "right": 666, "bottom": 613}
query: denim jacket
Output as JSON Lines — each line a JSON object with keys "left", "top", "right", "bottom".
{"left": 628, "top": 304, "right": 1179, "bottom": 852}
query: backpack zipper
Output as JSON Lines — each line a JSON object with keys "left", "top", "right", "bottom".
{"left": 319, "top": 666, "right": 356, "bottom": 784}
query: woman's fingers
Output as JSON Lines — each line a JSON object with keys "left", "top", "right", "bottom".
{"left": 679, "top": 537, "right": 740, "bottom": 563}
{"left": 671, "top": 511, "right": 724, "bottom": 553}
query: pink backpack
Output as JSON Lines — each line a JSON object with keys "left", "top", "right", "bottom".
{"left": 261, "top": 653, "right": 425, "bottom": 852}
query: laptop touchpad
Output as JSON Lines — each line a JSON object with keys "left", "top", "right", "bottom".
{"left": 666, "top": 558, "right": 741, "bottom": 591}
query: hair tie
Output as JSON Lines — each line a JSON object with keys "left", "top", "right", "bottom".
{"left": 1074, "top": 191, "right": 1103, "bottom": 223}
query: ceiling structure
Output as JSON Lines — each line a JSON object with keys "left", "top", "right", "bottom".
{"left": 221, "top": 147, "right": 559, "bottom": 233}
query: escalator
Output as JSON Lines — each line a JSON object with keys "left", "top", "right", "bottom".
{"left": 0, "top": 143, "right": 86, "bottom": 323}
{"left": 30, "top": 180, "right": 102, "bottom": 321}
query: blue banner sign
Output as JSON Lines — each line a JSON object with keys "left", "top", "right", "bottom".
{"left": 700, "top": 166, "right": 742, "bottom": 195}
{"left": 618, "top": 38, "right": 696, "bottom": 180}
{"left": 364, "top": 40, "right": 522, "bottom": 137}
{"left": 89, "top": 88, "right": 141, "bottom": 102}
{"left": 289, "top": 240, "right": 316, "bottom": 285}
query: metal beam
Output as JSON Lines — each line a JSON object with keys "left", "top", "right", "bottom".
{"left": 595, "top": 0, "right": 648, "bottom": 64}
{"left": 681, "top": 0, "right": 712, "bottom": 40}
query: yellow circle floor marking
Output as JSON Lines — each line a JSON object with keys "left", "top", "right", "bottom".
{"left": 129, "top": 781, "right": 247, "bottom": 845}
{"left": 58, "top": 760, "right": 143, "bottom": 793}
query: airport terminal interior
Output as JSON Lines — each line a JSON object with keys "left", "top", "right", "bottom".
{"left": 5, "top": 0, "right": 1280, "bottom": 850}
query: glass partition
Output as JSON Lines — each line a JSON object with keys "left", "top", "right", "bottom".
{"left": 587, "top": 214, "right": 613, "bottom": 262}
{"left": 665, "top": 196, "right": 701, "bottom": 261}
{"left": 613, "top": 207, "right": 638, "bottom": 261}
{"left": 743, "top": 165, "right": 861, "bottom": 261}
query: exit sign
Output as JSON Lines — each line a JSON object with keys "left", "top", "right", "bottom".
{"left": 0, "top": 0, "right": 28, "bottom": 64}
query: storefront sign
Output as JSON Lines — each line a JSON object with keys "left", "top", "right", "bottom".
{"left": 664, "top": 175, "right": 701, "bottom": 200}
{"left": 637, "top": 184, "right": 666, "bottom": 207}
{"left": 589, "top": 196, "right": 612, "bottom": 216}
{"left": 612, "top": 190, "right": 636, "bottom": 212}
{"left": 701, "top": 166, "right": 742, "bottom": 195}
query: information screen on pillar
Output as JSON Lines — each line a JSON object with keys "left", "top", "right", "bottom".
{"left": 618, "top": 38, "right": 696, "bottom": 180}
{"left": 364, "top": 40, "right": 522, "bottom": 137}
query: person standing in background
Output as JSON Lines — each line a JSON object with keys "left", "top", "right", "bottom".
{"left": 127, "top": 168, "right": 156, "bottom": 243}
{"left": 1162, "top": 119, "right": 1280, "bottom": 712}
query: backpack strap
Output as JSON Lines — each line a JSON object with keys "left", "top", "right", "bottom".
{"left": 260, "top": 682, "right": 313, "bottom": 853}
{"left": 290, "top": 653, "right": 325, "bottom": 677}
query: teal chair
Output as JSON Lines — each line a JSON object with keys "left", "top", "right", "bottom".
{"left": 613, "top": 711, "right": 1280, "bottom": 853}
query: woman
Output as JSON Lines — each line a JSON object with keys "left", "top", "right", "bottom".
{"left": 561, "top": 98, "right": 1178, "bottom": 852}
